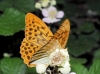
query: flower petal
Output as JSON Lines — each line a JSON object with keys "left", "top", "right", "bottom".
{"left": 59, "top": 66, "right": 71, "bottom": 74}
{"left": 48, "top": 6, "right": 57, "bottom": 12}
{"left": 64, "top": 61, "right": 70, "bottom": 67}
{"left": 36, "top": 64, "right": 47, "bottom": 73}
{"left": 56, "top": 11, "right": 64, "bottom": 18}
{"left": 69, "top": 72, "right": 76, "bottom": 74}
{"left": 42, "top": 17, "right": 51, "bottom": 23}
{"left": 50, "top": 18, "right": 60, "bottom": 23}
{"left": 43, "top": 17, "right": 60, "bottom": 23}
{"left": 42, "top": 9, "right": 49, "bottom": 17}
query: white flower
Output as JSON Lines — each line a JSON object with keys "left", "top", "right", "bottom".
{"left": 42, "top": 6, "right": 64, "bottom": 23}
{"left": 49, "top": 48, "right": 69, "bottom": 66}
{"left": 35, "top": 48, "right": 71, "bottom": 74}
{"left": 59, "top": 66, "right": 71, "bottom": 74}
{"left": 63, "top": 60, "right": 70, "bottom": 67}
{"left": 59, "top": 61, "right": 71, "bottom": 74}
{"left": 49, "top": 48, "right": 71, "bottom": 74}
{"left": 36, "top": 64, "right": 47, "bottom": 74}
{"left": 69, "top": 72, "right": 76, "bottom": 74}
{"left": 59, "top": 60, "right": 71, "bottom": 74}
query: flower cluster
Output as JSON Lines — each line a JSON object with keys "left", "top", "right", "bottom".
{"left": 35, "top": 0, "right": 64, "bottom": 23}
{"left": 36, "top": 48, "right": 76, "bottom": 74}
{"left": 35, "top": 0, "right": 56, "bottom": 9}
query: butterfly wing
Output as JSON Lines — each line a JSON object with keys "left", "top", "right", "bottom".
{"left": 20, "top": 13, "right": 53, "bottom": 67}
{"left": 29, "top": 40, "right": 61, "bottom": 64}
{"left": 52, "top": 19, "right": 70, "bottom": 48}
{"left": 30, "top": 19, "right": 70, "bottom": 65}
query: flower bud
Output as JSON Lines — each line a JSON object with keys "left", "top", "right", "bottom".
{"left": 36, "top": 64, "right": 47, "bottom": 73}
{"left": 35, "top": 2, "right": 41, "bottom": 9}
{"left": 51, "top": 0, "right": 56, "bottom": 5}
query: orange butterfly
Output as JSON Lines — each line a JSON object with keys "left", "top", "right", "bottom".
{"left": 20, "top": 13, "right": 70, "bottom": 67}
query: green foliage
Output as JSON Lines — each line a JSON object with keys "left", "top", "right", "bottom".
{"left": 93, "top": 49, "right": 100, "bottom": 61}
{"left": 0, "top": 0, "right": 35, "bottom": 13}
{"left": 70, "top": 57, "right": 87, "bottom": 64}
{"left": 87, "top": 0, "right": 100, "bottom": 14}
{"left": 71, "top": 60, "right": 100, "bottom": 74}
{"left": 74, "top": 22, "right": 96, "bottom": 34}
{"left": 57, "top": 0, "right": 76, "bottom": 17}
{"left": 71, "top": 64, "right": 88, "bottom": 74}
{"left": 0, "top": 58, "right": 99, "bottom": 74}
{"left": 0, "top": 58, "right": 27, "bottom": 74}
{"left": 57, "top": 0, "right": 86, "bottom": 18}
{"left": 0, "top": 8, "right": 25, "bottom": 36}
{"left": 67, "top": 32, "right": 99, "bottom": 56}
{"left": 67, "top": 21, "right": 99, "bottom": 56}
{"left": 26, "top": 67, "right": 37, "bottom": 74}
{"left": 88, "top": 60, "right": 100, "bottom": 74}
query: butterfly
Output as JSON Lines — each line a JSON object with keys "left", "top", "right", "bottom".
{"left": 20, "top": 13, "right": 70, "bottom": 67}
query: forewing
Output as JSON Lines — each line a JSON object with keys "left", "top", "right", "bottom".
{"left": 20, "top": 13, "right": 53, "bottom": 67}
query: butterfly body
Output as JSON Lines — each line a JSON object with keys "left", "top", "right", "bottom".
{"left": 20, "top": 13, "right": 70, "bottom": 67}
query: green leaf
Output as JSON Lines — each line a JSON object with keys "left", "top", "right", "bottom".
{"left": 93, "top": 49, "right": 100, "bottom": 61}
{"left": 0, "top": 70, "right": 3, "bottom": 74}
{"left": 71, "top": 64, "right": 88, "bottom": 74}
{"left": 0, "top": 0, "right": 35, "bottom": 12}
{"left": 74, "top": 22, "right": 95, "bottom": 34}
{"left": 0, "top": 57, "right": 27, "bottom": 74}
{"left": 0, "top": 0, "right": 13, "bottom": 11}
{"left": 0, "top": 60, "right": 3, "bottom": 74}
{"left": 57, "top": 0, "right": 86, "bottom": 17}
{"left": 70, "top": 57, "right": 87, "bottom": 64}
{"left": 13, "top": 0, "right": 35, "bottom": 13}
{"left": 26, "top": 67, "right": 37, "bottom": 74}
{"left": 88, "top": 60, "right": 100, "bottom": 74}
{"left": 67, "top": 32, "right": 99, "bottom": 56}
{"left": 0, "top": 8, "right": 25, "bottom": 36}
{"left": 87, "top": 0, "right": 100, "bottom": 14}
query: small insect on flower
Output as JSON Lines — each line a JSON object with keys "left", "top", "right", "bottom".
{"left": 42, "top": 6, "right": 64, "bottom": 23}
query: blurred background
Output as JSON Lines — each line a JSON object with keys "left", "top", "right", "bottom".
{"left": 0, "top": 0, "right": 100, "bottom": 74}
